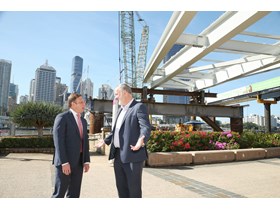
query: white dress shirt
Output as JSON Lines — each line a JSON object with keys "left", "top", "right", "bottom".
{"left": 113, "top": 99, "right": 134, "bottom": 148}
{"left": 70, "top": 109, "right": 81, "bottom": 128}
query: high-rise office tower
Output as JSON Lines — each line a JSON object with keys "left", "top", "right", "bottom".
{"left": 8, "top": 83, "right": 18, "bottom": 113}
{"left": 162, "top": 44, "right": 190, "bottom": 124}
{"left": 34, "top": 61, "right": 56, "bottom": 103}
{"left": 19, "top": 95, "right": 29, "bottom": 104}
{"left": 9, "top": 83, "right": 18, "bottom": 103}
{"left": 81, "top": 78, "right": 94, "bottom": 99}
{"left": 70, "top": 56, "right": 83, "bottom": 93}
{"left": 54, "top": 77, "right": 68, "bottom": 107}
{"left": 98, "top": 84, "right": 114, "bottom": 100}
{"left": 0, "top": 59, "right": 12, "bottom": 115}
{"left": 29, "top": 79, "right": 35, "bottom": 102}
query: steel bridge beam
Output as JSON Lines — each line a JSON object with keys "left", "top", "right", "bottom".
{"left": 90, "top": 99, "right": 243, "bottom": 118}
{"left": 143, "top": 11, "right": 196, "bottom": 83}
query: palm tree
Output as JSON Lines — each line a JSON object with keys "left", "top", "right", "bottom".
{"left": 11, "top": 102, "right": 63, "bottom": 137}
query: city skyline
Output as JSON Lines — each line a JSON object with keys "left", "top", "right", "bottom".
{"left": 1, "top": 10, "right": 280, "bottom": 117}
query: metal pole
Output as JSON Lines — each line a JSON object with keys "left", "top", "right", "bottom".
{"left": 264, "top": 103, "right": 271, "bottom": 133}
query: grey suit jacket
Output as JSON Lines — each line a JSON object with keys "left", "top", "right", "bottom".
{"left": 52, "top": 110, "right": 90, "bottom": 167}
{"left": 104, "top": 100, "right": 151, "bottom": 163}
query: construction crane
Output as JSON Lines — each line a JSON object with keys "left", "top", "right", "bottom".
{"left": 119, "top": 11, "right": 149, "bottom": 89}
{"left": 135, "top": 12, "right": 149, "bottom": 88}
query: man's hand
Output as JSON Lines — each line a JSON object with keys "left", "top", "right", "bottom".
{"left": 83, "top": 163, "right": 90, "bottom": 173}
{"left": 95, "top": 139, "right": 105, "bottom": 148}
{"left": 62, "top": 163, "right": 71, "bottom": 175}
{"left": 130, "top": 136, "right": 145, "bottom": 151}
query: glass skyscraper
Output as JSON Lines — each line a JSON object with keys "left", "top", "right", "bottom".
{"left": 81, "top": 78, "right": 94, "bottom": 99}
{"left": 34, "top": 61, "right": 56, "bottom": 103}
{"left": 71, "top": 56, "right": 83, "bottom": 93}
{"left": 9, "top": 83, "right": 18, "bottom": 102}
{"left": 0, "top": 59, "right": 12, "bottom": 115}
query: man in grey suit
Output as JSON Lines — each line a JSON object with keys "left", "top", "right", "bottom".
{"left": 97, "top": 84, "right": 151, "bottom": 198}
{"left": 52, "top": 93, "right": 90, "bottom": 198}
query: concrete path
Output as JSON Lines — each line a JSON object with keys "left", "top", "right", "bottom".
{"left": 0, "top": 153, "right": 280, "bottom": 198}
{"left": 1, "top": 153, "right": 280, "bottom": 199}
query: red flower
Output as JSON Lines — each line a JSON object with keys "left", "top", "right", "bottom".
{"left": 185, "top": 142, "right": 190, "bottom": 149}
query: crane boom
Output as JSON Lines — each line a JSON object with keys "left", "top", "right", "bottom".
{"left": 136, "top": 24, "right": 149, "bottom": 88}
{"left": 119, "top": 11, "right": 136, "bottom": 87}
{"left": 119, "top": 11, "right": 149, "bottom": 89}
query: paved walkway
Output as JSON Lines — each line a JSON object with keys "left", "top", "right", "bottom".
{"left": 0, "top": 153, "right": 280, "bottom": 210}
{"left": 1, "top": 153, "right": 280, "bottom": 199}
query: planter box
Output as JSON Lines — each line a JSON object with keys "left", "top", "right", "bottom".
{"left": 0, "top": 148, "right": 54, "bottom": 154}
{"left": 146, "top": 148, "right": 277, "bottom": 167}
{"left": 265, "top": 147, "right": 280, "bottom": 158}
{"left": 191, "top": 150, "right": 235, "bottom": 165}
{"left": 147, "top": 152, "right": 192, "bottom": 167}
{"left": 234, "top": 148, "right": 266, "bottom": 161}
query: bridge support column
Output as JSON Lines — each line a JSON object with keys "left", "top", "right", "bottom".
{"left": 230, "top": 118, "right": 243, "bottom": 133}
{"left": 264, "top": 103, "right": 271, "bottom": 133}
{"left": 89, "top": 112, "right": 104, "bottom": 134}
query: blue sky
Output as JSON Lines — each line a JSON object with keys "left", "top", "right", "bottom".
{"left": 1, "top": 9, "right": 280, "bottom": 119}
{"left": 0, "top": 11, "right": 172, "bottom": 96}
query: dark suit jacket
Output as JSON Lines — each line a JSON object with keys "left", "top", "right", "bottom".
{"left": 52, "top": 110, "right": 90, "bottom": 167}
{"left": 104, "top": 100, "right": 151, "bottom": 163}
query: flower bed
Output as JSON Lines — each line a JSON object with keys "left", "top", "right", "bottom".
{"left": 146, "top": 131, "right": 280, "bottom": 153}
{"left": 147, "top": 131, "right": 241, "bottom": 152}
{"left": 145, "top": 131, "right": 280, "bottom": 167}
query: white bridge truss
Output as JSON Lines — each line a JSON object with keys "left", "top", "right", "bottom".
{"left": 143, "top": 11, "right": 280, "bottom": 99}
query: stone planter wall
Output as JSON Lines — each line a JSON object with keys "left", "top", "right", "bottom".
{"left": 265, "top": 147, "right": 280, "bottom": 158}
{"left": 146, "top": 152, "right": 192, "bottom": 167}
{"left": 146, "top": 147, "right": 280, "bottom": 167}
{"left": 0, "top": 148, "right": 54, "bottom": 154}
{"left": 191, "top": 150, "right": 235, "bottom": 165}
{"left": 233, "top": 148, "right": 266, "bottom": 161}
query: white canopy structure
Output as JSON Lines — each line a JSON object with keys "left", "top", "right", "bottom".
{"left": 143, "top": 11, "right": 280, "bottom": 98}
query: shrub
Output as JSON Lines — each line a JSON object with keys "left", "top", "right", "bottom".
{"left": 237, "top": 131, "right": 256, "bottom": 148}
{"left": 147, "top": 130, "right": 175, "bottom": 152}
{"left": 0, "top": 136, "right": 54, "bottom": 148}
{"left": 237, "top": 132, "right": 280, "bottom": 148}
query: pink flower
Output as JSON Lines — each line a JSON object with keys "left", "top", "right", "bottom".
{"left": 227, "top": 133, "right": 233, "bottom": 138}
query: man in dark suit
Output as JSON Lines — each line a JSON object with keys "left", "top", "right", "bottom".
{"left": 97, "top": 84, "right": 151, "bottom": 198}
{"left": 52, "top": 93, "right": 90, "bottom": 198}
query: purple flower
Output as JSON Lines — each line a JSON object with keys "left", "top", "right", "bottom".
{"left": 215, "top": 141, "right": 226, "bottom": 149}
{"left": 227, "top": 133, "right": 233, "bottom": 138}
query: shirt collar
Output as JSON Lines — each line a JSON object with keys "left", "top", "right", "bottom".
{"left": 70, "top": 108, "right": 79, "bottom": 117}
{"left": 121, "top": 99, "right": 134, "bottom": 111}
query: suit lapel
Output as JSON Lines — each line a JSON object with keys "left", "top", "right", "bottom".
{"left": 69, "top": 111, "right": 81, "bottom": 137}
{"left": 111, "top": 107, "right": 122, "bottom": 132}
{"left": 120, "top": 100, "right": 136, "bottom": 127}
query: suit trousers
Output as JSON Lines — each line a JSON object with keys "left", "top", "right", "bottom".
{"left": 113, "top": 148, "right": 144, "bottom": 198}
{"left": 52, "top": 153, "right": 83, "bottom": 198}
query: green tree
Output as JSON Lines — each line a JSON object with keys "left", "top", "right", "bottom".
{"left": 243, "top": 122, "right": 259, "bottom": 131}
{"left": 10, "top": 102, "right": 63, "bottom": 137}
{"left": 216, "top": 120, "right": 222, "bottom": 127}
